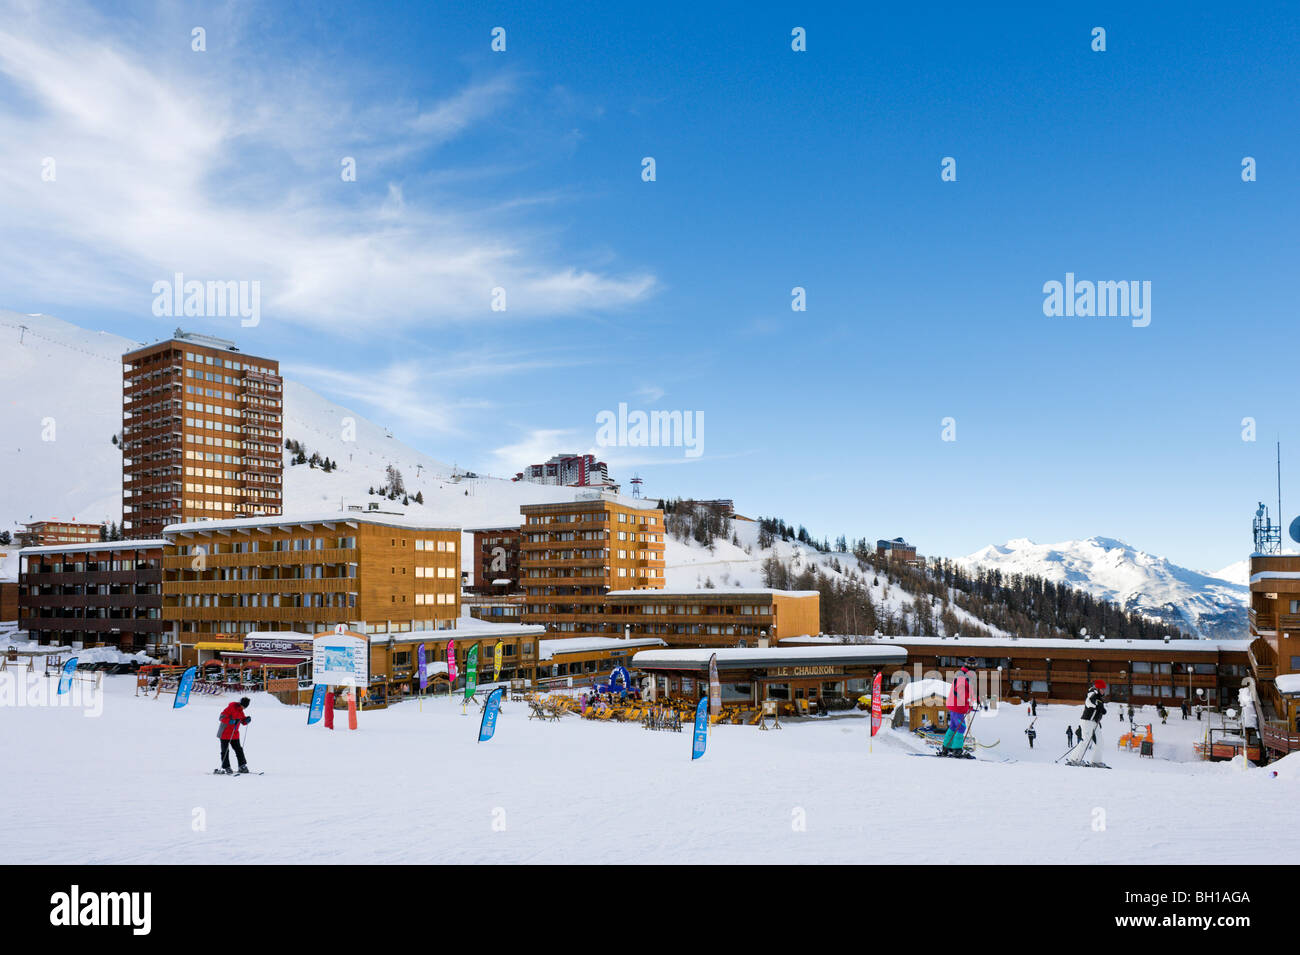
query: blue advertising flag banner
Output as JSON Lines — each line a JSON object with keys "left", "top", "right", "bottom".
{"left": 174, "top": 666, "right": 197, "bottom": 709}
{"left": 478, "top": 686, "right": 505, "bottom": 742}
{"left": 417, "top": 643, "right": 428, "bottom": 692}
{"left": 308, "top": 684, "right": 327, "bottom": 725}
{"left": 691, "top": 697, "right": 709, "bottom": 760}
{"left": 57, "top": 657, "right": 79, "bottom": 695}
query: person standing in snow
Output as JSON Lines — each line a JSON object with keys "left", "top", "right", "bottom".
{"left": 1025, "top": 723, "right": 1037, "bottom": 748}
{"left": 940, "top": 666, "right": 976, "bottom": 757}
{"left": 1031, "top": 698, "right": 1038, "bottom": 717}
{"left": 218, "top": 696, "right": 252, "bottom": 774}
{"left": 1066, "top": 725, "right": 1075, "bottom": 747}
{"left": 1064, "top": 682, "right": 1108, "bottom": 764}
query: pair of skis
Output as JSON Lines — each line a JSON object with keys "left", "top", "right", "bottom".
{"left": 212, "top": 769, "right": 265, "bottom": 776}
{"left": 927, "top": 708, "right": 979, "bottom": 759}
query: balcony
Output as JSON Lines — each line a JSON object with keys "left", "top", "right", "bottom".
{"left": 1261, "top": 721, "right": 1300, "bottom": 754}
{"left": 19, "top": 617, "right": 167, "bottom": 633}
{"left": 1250, "top": 608, "right": 1276, "bottom": 632}
{"left": 1247, "top": 640, "right": 1277, "bottom": 681}
{"left": 164, "top": 606, "right": 347, "bottom": 623}
{"left": 521, "top": 557, "right": 610, "bottom": 570}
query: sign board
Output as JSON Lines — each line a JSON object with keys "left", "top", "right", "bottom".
{"left": 245, "top": 636, "right": 312, "bottom": 655}
{"left": 767, "top": 665, "right": 842, "bottom": 678}
{"left": 312, "top": 630, "right": 369, "bottom": 687}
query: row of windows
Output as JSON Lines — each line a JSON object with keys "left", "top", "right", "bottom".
{"left": 185, "top": 351, "right": 276, "bottom": 376}
{"left": 414, "top": 539, "right": 456, "bottom": 552}
{"left": 618, "top": 604, "right": 773, "bottom": 615}
{"left": 180, "top": 593, "right": 357, "bottom": 608}
{"left": 176, "top": 537, "right": 357, "bottom": 555}
{"left": 365, "top": 620, "right": 456, "bottom": 634}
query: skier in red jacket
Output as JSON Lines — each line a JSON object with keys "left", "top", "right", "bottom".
{"left": 217, "top": 697, "right": 252, "bottom": 774}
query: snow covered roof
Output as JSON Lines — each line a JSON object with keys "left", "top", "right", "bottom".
{"left": 780, "top": 634, "right": 1249, "bottom": 654}
{"left": 1250, "top": 571, "right": 1300, "bottom": 583}
{"left": 605, "top": 588, "right": 820, "bottom": 598}
{"left": 450, "top": 618, "right": 546, "bottom": 638}
{"left": 869, "top": 635, "right": 1248, "bottom": 653}
{"left": 540, "top": 636, "right": 667, "bottom": 661}
{"left": 1275, "top": 674, "right": 1300, "bottom": 695}
{"left": 632, "top": 645, "right": 906, "bottom": 673}
{"left": 19, "top": 538, "right": 168, "bottom": 555}
{"left": 163, "top": 512, "right": 460, "bottom": 535}
{"left": 464, "top": 524, "right": 522, "bottom": 533}
{"left": 897, "top": 678, "right": 951, "bottom": 705}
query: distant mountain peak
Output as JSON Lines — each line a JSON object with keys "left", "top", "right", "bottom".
{"left": 959, "top": 535, "right": 1248, "bottom": 640}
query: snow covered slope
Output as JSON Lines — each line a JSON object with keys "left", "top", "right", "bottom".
{"left": 959, "top": 537, "right": 1248, "bottom": 640}
{"left": 1, "top": 674, "right": 1289, "bottom": 865}
{"left": 1209, "top": 559, "right": 1251, "bottom": 588}
{"left": 664, "top": 519, "right": 1011, "bottom": 639}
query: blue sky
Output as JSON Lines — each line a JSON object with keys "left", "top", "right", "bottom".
{"left": 0, "top": 0, "right": 1296, "bottom": 571}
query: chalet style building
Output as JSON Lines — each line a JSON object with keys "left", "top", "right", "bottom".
{"left": 16, "top": 521, "right": 104, "bottom": 547}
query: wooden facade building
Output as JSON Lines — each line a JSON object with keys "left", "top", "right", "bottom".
{"left": 604, "top": 588, "right": 821, "bottom": 649}
{"left": 520, "top": 495, "right": 665, "bottom": 634}
{"left": 122, "top": 330, "right": 283, "bottom": 539}
{"left": 162, "top": 513, "right": 461, "bottom": 665}
{"left": 17, "top": 540, "right": 168, "bottom": 652}
{"left": 783, "top": 634, "right": 1251, "bottom": 709}
{"left": 1245, "top": 552, "right": 1300, "bottom": 755}
{"left": 16, "top": 521, "right": 104, "bottom": 547}
{"left": 466, "top": 524, "right": 522, "bottom": 593}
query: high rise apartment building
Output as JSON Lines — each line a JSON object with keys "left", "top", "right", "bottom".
{"left": 122, "top": 329, "right": 282, "bottom": 539}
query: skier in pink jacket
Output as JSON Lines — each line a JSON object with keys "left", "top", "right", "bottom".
{"left": 940, "top": 666, "right": 977, "bottom": 757}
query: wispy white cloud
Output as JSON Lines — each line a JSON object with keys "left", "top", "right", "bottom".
{"left": 284, "top": 345, "right": 591, "bottom": 438}
{"left": 0, "top": 0, "right": 655, "bottom": 332}
{"left": 489, "top": 428, "right": 580, "bottom": 473}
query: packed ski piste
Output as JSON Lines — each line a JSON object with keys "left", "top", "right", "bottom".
{"left": 4, "top": 643, "right": 1296, "bottom": 867}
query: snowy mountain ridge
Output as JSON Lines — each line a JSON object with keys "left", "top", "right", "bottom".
{"left": 958, "top": 536, "right": 1248, "bottom": 640}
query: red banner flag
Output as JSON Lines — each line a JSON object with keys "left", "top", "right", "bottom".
{"left": 870, "top": 672, "right": 883, "bottom": 737}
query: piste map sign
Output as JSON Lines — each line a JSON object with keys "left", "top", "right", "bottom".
{"left": 312, "top": 625, "right": 369, "bottom": 687}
